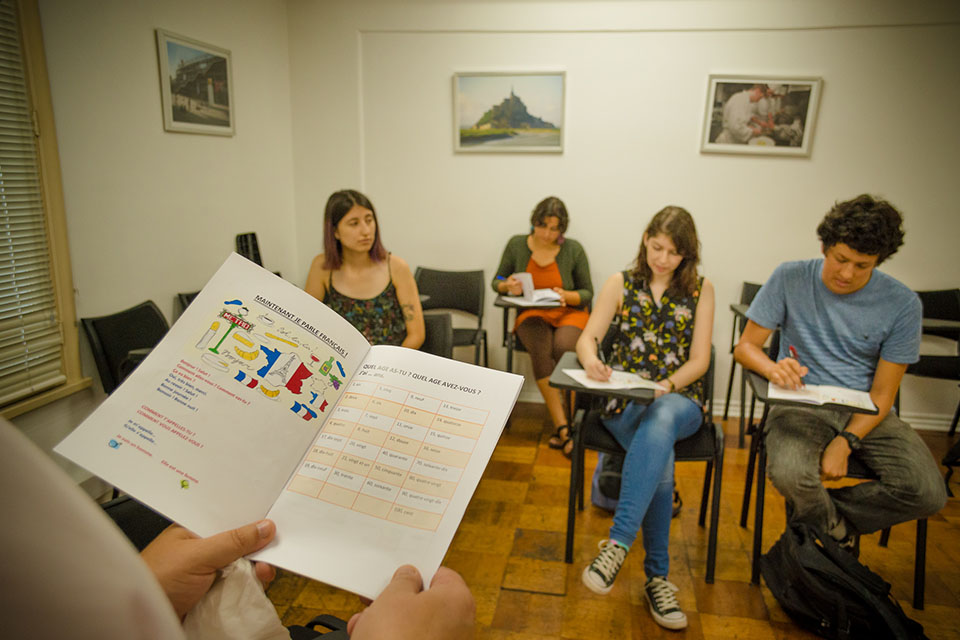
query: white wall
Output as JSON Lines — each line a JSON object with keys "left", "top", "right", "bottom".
{"left": 40, "top": 0, "right": 297, "bottom": 323}
{"left": 16, "top": 1, "right": 960, "bottom": 485}
{"left": 16, "top": 0, "right": 296, "bottom": 488}
{"left": 288, "top": 0, "right": 960, "bottom": 422}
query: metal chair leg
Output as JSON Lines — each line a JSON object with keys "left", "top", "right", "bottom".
{"left": 722, "top": 358, "right": 737, "bottom": 421}
{"left": 698, "top": 460, "right": 712, "bottom": 527}
{"left": 741, "top": 404, "right": 768, "bottom": 527}
{"left": 914, "top": 518, "right": 927, "bottom": 610}
{"left": 705, "top": 438, "right": 724, "bottom": 584}
{"left": 738, "top": 367, "right": 747, "bottom": 448}
{"left": 751, "top": 438, "right": 766, "bottom": 585}
{"left": 949, "top": 397, "right": 960, "bottom": 437}
{"left": 564, "top": 409, "right": 585, "bottom": 564}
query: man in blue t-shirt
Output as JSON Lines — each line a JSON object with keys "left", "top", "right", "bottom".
{"left": 734, "top": 194, "right": 946, "bottom": 547}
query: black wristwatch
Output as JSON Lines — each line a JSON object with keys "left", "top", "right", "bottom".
{"left": 838, "top": 430, "right": 862, "bottom": 452}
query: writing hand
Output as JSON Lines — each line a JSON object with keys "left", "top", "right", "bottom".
{"left": 348, "top": 565, "right": 475, "bottom": 640}
{"left": 140, "top": 519, "right": 276, "bottom": 619}
{"left": 584, "top": 357, "right": 612, "bottom": 382}
{"left": 767, "top": 357, "right": 808, "bottom": 390}
{"left": 503, "top": 276, "right": 522, "bottom": 296}
{"left": 820, "top": 436, "right": 851, "bottom": 480}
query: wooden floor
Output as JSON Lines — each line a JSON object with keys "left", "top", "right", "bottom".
{"left": 267, "top": 402, "right": 960, "bottom": 639}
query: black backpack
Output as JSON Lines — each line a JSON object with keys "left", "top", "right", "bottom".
{"left": 760, "top": 522, "right": 927, "bottom": 640}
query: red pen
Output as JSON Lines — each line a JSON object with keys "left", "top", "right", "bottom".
{"left": 787, "top": 345, "right": 805, "bottom": 389}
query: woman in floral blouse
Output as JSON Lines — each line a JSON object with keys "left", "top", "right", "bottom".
{"left": 574, "top": 206, "right": 714, "bottom": 631}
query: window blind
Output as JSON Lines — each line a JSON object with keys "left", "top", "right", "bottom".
{"left": 0, "top": 0, "right": 66, "bottom": 406}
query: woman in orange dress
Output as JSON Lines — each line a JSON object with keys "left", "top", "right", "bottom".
{"left": 492, "top": 196, "right": 593, "bottom": 456}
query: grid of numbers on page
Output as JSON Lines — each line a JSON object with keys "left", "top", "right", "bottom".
{"left": 286, "top": 379, "right": 488, "bottom": 530}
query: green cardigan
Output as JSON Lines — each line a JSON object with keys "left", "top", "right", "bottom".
{"left": 491, "top": 235, "right": 593, "bottom": 307}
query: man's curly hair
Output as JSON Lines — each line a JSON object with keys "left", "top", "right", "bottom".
{"left": 816, "top": 194, "right": 905, "bottom": 265}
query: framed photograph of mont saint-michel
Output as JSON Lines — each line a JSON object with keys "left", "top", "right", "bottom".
{"left": 701, "top": 75, "right": 822, "bottom": 157}
{"left": 453, "top": 72, "right": 565, "bottom": 153}
{"left": 156, "top": 29, "right": 235, "bottom": 136}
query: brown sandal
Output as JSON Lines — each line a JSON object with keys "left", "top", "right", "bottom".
{"left": 548, "top": 425, "right": 571, "bottom": 450}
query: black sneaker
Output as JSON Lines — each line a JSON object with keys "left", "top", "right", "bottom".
{"left": 581, "top": 539, "right": 628, "bottom": 595}
{"left": 644, "top": 576, "right": 687, "bottom": 630}
{"left": 672, "top": 488, "right": 682, "bottom": 518}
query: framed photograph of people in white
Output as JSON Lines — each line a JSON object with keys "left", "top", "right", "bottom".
{"left": 701, "top": 75, "right": 822, "bottom": 156}
{"left": 156, "top": 29, "right": 235, "bottom": 136}
{"left": 453, "top": 72, "right": 564, "bottom": 153}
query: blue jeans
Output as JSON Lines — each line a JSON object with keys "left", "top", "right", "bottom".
{"left": 602, "top": 393, "right": 702, "bottom": 578}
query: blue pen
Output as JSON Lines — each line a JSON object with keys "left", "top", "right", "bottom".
{"left": 495, "top": 275, "right": 506, "bottom": 281}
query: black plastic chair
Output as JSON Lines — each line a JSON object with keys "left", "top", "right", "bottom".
{"left": 420, "top": 313, "right": 454, "bottom": 359}
{"left": 236, "top": 232, "right": 263, "bottom": 266}
{"left": 741, "top": 371, "right": 927, "bottom": 609}
{"left": 908, "top": 289, "right": 960, "bottom": 437}
{"left": 723, "top": 282, "right": 762, "bottom": 447}
{"left": 414, "top": 267, "right": 487, "bottom": 366}
{"left": 177, "top": 291, "right": 200, "bottom": 316}
{"left": 81, "top": 301, "right": 170, "bottom": 394}
{"left": 564, "top": 333, "right": 723, "bottom": 583}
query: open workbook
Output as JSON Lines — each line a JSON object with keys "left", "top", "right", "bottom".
{"left": 500, "top": 272, "right": 563, "bottom": 307}
{"left": 56, "top": 253, "right": 523, "bottom": 599}
{"left": 767, "top": 382, "right": 877, "bottom": 413}
{"left": 562, "top": 368, "right": 665, "bottom": 391}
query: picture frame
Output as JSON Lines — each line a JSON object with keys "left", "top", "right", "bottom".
{"left": 156, "top": 29, "right": 235, "bottom": 136}
{"left": 701, "top": 75, "right": 822, "bottom": 156}
{"left": 453, "top": 72, "right": 565, "bottom": 153}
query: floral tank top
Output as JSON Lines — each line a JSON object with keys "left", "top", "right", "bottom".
{"left": 606, "top": 271, "right": 704, "bottom": 415}
{"left": 323, "top": 259, "right": 407, "bottom": 346}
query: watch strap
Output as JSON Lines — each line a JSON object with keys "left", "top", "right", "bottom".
{"left": 839, "top": 430, "right": 862, "bottom": 451}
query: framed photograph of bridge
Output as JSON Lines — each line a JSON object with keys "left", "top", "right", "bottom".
{"left": 453, "top": 72, "right": 565, "bottom": 153}
{"left": 156, "top": 29, "right": 235, "bottom": 136}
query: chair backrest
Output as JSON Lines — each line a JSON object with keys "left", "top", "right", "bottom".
{"left": 741, "top": 281, "right": 762, "bottom": 305}
{"left": 916, "top": 288, "right": 960, "bottom": 341}
{"left": 177, "top": 291, "right": 199, "bottom": 315}
{"left": 81, "top": 301, "right": 170, "bottom": 394}
{"left": 420, "top": 313, "right": 454, "bottom": 359}
{"left": 736, "top": 282, "right": 763, "bottom": 334}
{"left": 236, "top": 232, "right": 263, "bottom": 266}
{"left": 414, "top": 267, "right": 485, "bottom": 327}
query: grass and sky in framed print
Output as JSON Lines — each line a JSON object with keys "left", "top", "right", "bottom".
{"left": 454, "top": 72, "right": 564, "bottom": 153}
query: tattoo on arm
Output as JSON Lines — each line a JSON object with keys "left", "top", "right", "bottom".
{"left": 402, "top": 304, "right": 415, "bottom": 321}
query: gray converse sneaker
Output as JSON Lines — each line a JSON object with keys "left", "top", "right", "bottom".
{"left": 581, "top": 539, "right": 627, "bottom": 595}
{"left": 644, "top": 576, "right": 687, "bottom": 630}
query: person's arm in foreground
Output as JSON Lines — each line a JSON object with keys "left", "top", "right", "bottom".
{"left": 140, "top": 519, "right": 277, "bottom": 620}
{"left": 348, "top": 565, "right": 475, "bottom": 640}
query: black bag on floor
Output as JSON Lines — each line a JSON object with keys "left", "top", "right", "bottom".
{"left": 760, "top": 522, "right": 927, "bottom": 640}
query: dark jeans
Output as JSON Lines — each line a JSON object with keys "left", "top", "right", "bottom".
{"left": 764, "top": 405, "right": 946, "bottom": 539}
